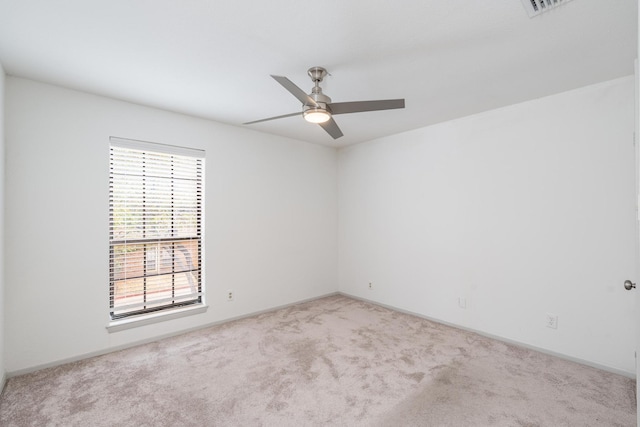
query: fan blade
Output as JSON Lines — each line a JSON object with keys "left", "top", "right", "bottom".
{"left": 328, "top": 99, "right": 405, "bottom": 115}
{"left": 319, "top": 117, "right": 344, "bottom": 139}
{"left": 243, "top": 112, "right": 301, "bottom": 125}
{"left": 271, "top": 75, "right": 318, "bottom": 107}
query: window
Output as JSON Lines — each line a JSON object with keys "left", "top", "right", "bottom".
{"left": 109, "top": 137, "right": 204, "bottom": 320}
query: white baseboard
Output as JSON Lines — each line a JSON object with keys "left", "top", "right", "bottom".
{"left": 340, "top": 292, "right": 635, "bottom": 379}
{"left": 7, "top": 292, "right": 340, "bottom": 378}
{"left": 7, "top": 291, "right": 632, "bottom": 380}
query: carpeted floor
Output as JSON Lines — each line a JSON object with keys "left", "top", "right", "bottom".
{"left": 0, "top": 295, "right": 635, "bottom": 426}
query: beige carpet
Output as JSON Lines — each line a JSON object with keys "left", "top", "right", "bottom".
{"left": 0, "top": 295, "right": 635, "bottom": 426}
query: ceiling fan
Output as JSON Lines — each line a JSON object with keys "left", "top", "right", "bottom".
{"left": 244, "top": 67, "right": 405, "bottom": 140}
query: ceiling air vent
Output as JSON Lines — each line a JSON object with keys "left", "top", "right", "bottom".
{"left": 520, "top": 0, "right": 574, "bottom": 18}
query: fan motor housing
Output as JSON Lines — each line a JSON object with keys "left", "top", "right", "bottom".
{"left": 307, "top": 92, "right": 331, "bottom": 107}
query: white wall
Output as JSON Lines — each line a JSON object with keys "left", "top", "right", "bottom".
{"left": 5, "top": 74, "right": 636, "bottom": 377}
{"left": 5, "top": 77, "right": 338, "bottom": 373}
{"left": 338, "top": 76, "right": 637, "bottom": 375}
{"left": 0, "top": 63, "right": 5, "bottom": 387}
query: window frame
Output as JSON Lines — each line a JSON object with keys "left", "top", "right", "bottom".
{"left": 108, "top": 137, "right": 205, "bottom": 324}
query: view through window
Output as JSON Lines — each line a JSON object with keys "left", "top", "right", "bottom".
{"left": 109, "top": 137, "right": 204, "bottom": 320}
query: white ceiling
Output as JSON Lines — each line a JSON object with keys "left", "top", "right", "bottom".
{"left": 0, "top": 0, "right": 636, "bottom": 147}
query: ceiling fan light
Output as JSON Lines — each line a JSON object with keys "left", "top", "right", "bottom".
{"left": 304, "top": 108, "right": 331, "bottom": 123}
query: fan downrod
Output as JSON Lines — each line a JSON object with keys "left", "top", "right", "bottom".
{"left": 306, "top": 66, "right": 331, "bottom": 104}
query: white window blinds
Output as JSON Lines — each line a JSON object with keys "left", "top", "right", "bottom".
{"left": 109, "top": 137, "right": 204, "bottom": 320}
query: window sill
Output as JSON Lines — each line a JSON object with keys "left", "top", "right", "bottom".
{"left": 106, "top": 304, "right": 208, "bottom": 333}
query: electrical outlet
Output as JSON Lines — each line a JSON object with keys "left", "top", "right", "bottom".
{"left": 458, "top": 297, "right": 467, "bottom": 309}
{"left": 545, "top": 313, "right": 558, "bottom": 329}
{"left": 227, "top": 289, "right": 234, "bottom": 302}
{"left": 368, "top": 282, "right": 373, "bottom": 290}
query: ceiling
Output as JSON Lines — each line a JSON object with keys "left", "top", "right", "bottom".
{"left": 0, "top": 0, "right": 636, "bottom": 147}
